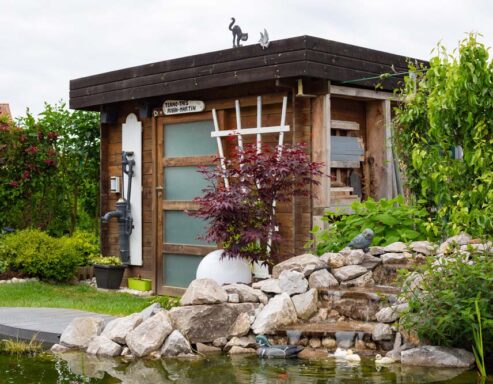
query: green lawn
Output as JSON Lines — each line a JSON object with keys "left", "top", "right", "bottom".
{"left": 0, "top": 281, "right": 178, "bottom": 316}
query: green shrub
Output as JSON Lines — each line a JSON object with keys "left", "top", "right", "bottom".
{"left": 91, "top": 255, "right": 122, "bottom": 266}
{"left": 64, "top": 230, "right": 99, "bottom": 266}
{"left": 400, "top": 248, "right": 493, "bottom": 355}
{"left": 0, "top": 229, "right": 82, "bottom": 281}
{"left": 311, "top": 195, "right": 437, "bottom": 254}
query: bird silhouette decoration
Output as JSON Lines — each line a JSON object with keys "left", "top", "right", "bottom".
{"left": 347, "top": 228, "right": 374, "bottom": 252}
{"left": 258, "top": 29, "right": 270, "bottom": 49}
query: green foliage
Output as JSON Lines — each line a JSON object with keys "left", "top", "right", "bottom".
{"left": 472, "top": 296, "right": 487, "bottom": 377}
{"left": 91, "top": 255, "right": 122, "bottom": 266}
{"left": 311, "top": 195, "right": 436, "bottom": 254}
{"left": 0, "top": 102, "right": 100, "bottom": 236}
{"left": 394, "top": 34, "right": 493, "bottom": 238}
{"left": 400, "top": 248, "right": 493, "bottom": 356}
{"left": 64, "top": 230, "right": 99, "bottom": 266}
{"left": 0, "top": 336, "right": 43, "bottom": 356}
{"left": 0, "top": 229, "right": 84, "bottom": 281}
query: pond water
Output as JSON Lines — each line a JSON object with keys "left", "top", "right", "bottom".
{"left": 0, "top": 352, "right": 485, "bottom": 384}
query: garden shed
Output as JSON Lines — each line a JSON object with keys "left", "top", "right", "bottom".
{"left": 69, "top": 35, "right": 422, "bottom": 295}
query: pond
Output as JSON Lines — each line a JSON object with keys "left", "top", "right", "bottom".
{"left": 0, "top": 352, "right": 484, "bottom": 384}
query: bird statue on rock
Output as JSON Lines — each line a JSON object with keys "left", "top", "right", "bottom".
{"left": 347, "top": 228, "right": 374, "bottom": 253}
{"left": 256, "top": 335, "right": 303, "bottom": 358}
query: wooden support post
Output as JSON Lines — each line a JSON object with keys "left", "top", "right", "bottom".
{"left": 212, "top": 109, "right": 229, "bottom": 190}
{"left": 384, "top": 99, "right": 395, "bottom": 198}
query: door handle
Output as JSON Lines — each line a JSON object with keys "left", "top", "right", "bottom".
{"left": 155, "top": 186, "right": 163, "bottom": 194}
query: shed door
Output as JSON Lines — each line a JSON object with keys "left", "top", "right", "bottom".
{"left": 156, "top": 114, "right": 217, "bottom": 295}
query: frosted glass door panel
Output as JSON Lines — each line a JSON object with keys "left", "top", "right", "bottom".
{"left": 164, "top": 211, "right": 209, "bottom": 245}
{"left": 164, "top": 121, "right": 216, "bottom": 157}
{"left": 164, "top": 166, "right": 210, "bottom": 200}
{"left": 164, "top": 254, "right": 202, "bottom": 287}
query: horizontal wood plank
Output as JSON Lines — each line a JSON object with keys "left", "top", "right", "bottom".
{"left": 331, "top": 120, "right": 360, "bottom": 131}
{"left": 162, "top": 201, "right": 200, "bottom": 210}
{"left": 163, "top": 155, "right": 216, "bottom": 167}
{"left": 163, "top": 243, "right": 215, "bottom": 256}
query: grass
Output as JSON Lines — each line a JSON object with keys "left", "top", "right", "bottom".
{"left": 0, "top": 335, "right": 43, "bottom": 355}
{"left": 0, "top": 281, "right": 178, "bottom": 316}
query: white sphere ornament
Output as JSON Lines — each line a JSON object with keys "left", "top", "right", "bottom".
{"left": 196, "top": 249, "right": 252, "bottom": 285}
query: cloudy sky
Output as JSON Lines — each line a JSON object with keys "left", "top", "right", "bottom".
{"left": 1, "top": 0, "right": 492, "bottom": 118}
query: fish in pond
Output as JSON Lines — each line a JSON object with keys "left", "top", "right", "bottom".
{"left": 347, "top": 228, "right": 374, "bottom": 252}
{"left": 256, "top": 335, "right": 303, "bottom": 358}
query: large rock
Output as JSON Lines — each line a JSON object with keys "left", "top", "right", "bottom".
{"left": 86, "top": 335, "right": 122, "bottom": 357}
{"left": 360, "top": 254, "right": 382, "bottom": 270}
{"left": 376, "top": 303, "right": 409, "bottom": 323}
{"left": 308, "top": 269, "right": 339, "bottom": 289}
{"left": 160, "top": 330, "right": 192, "bottom": 357}
{"left": 101, "top": 313, "right": 143, "bottom": 345}
{"left": 224, "top": 335, "right": 257, "bottom": 350}
{"left": 410, "top": 241, "right": 434, "bottom": 256}
{"left": 140, "top": 303, "right": 161, "bottom": 320}
{"left": 372, "top": 323, "right": 393, "bottom": 341}
{"left": 401, "top": 346, "right": 475, "bottom": 368}
{"left": 252, "top": 278, "right": 281, "bottom": 294}
{"left": 126, "top": 311, "right": 173, "bottom": 357}
{"left": 251, "top": 293, "right": 297, "bottom": 334}
{"left": 223, "top": 283, "right": 259, "bottom": 303}
{"left": 331, "top": 265, "right": 367, "bottom": 282}
{"left": 381, "top": 252, "right": 410, "bottom": 264}
{"left": 445, "top": 232, "right": 472, "bottom": 246}
{"left": 228, "top": 346, "right": 256, "bottom": 355}
{"left": 228, "top": 312, "right": 251, "bottom": 337}
{"left": 272, "top": 254, "right": 326, "bottom": 278}
{"left": 320, "top": 252, "right": 345, "bottom": 269}
{"left": 291, "top": 289, "right": 318, "bottom": 320}
{"left": 196, "top": 343, "right": 222, "bottom": 354}
{"left": 340, "top": 249, "right": 365, "bottom": 265}
{"left": 60, "top": 317, "right": 105, "bottom": 349}
{"left": 169, "top": 303, "right": 257, "bottom": 343}
{"left": 383, "top": 242, "right": 408, "bottom": 253}
{"left": 180, "top": 278, "right": 228, "bottom": 305}
{"left": 279, "top": 270, "right": 308, "bottom": 295}
{"left": 340, "top": 271, "right": 375, "bottom": 288}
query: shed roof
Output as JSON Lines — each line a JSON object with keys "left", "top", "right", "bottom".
{"left": 70, "top": 35, "right": 423, "bottom": 111}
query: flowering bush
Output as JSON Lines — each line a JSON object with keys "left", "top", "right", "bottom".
{"left": 190, "top": 143, "right": 324, "bottom": 264}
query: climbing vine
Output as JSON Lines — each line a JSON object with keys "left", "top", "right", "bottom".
{"left": 394, "top": 34, "right": 493, "bottom": 238}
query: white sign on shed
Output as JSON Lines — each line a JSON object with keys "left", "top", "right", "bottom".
{"left": 163, "top": 100, "right": 205, "bottom": 115}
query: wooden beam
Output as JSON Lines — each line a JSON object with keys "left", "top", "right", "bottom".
{"left": 162, "top": 155, "right": 215, "bottom": 167}
{"left": 163, "top": 244, "right": 215, "bottom": 256}
{"left": 162, "top": 201, "right": 200, "bottom": 211}
{"left": 330, "top": 85, "right": 394, "bottom": 100}
{"left": 331, "top": 120, "right": 360, "bottom": 131}
{"left": 331, "top": 160, "right": 361, "bottom": 168}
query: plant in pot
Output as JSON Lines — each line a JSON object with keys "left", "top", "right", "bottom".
{"left": 91, "top": 255, "right": 126, "bottom": 289}
{"left": 190, "top": 143, "right": 324, "bottom": 283}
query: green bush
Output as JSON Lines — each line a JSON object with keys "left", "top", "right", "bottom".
{"left": 64, "top": 230, "right": 99, "bottom": 266}
{"left": 0, "top": 229, "right": 83, "bottom": 281}
{"left": 91, "top": 255, "right": 122, "bottom": 266}
{"left": 400, "top": 248, "right": 493, "bottom": 355}
{"left": 311, "top": 195, "right": 437, "bottom": 254}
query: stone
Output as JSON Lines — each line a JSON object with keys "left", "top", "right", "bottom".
{"left": 50, "top": 343, "right": 70, "bottom": 353}
{"left": 320, "top": 252, "right": 345, "bottom": 269}
{"left": 101, "top": 313, "right": 143, "bottom": 345}
{"left": 228, "top": 293, "right": 240, "bottom": 303}
{"left": 340, "top": 249, "right": 365, "bottom": 265}
{"left": 228, "top": 312, "right": 252, "bottom": 337}
{"left": 170, "top": 303, "right": 257, "bottom": 343}
{"left": 252, "top": 278, "right": 281, "bottom": 294}
{"left": 354, "top": 339, "right": 366, "bottom": 351}
{"left": 360, "top": 254, "right": 381, "bottom": 270}
{"left": 410, "top": 241, "right": 434, "bottom": 256}
{"left": 308, "top": 269, "right": 339, "bottom": 289}
{"left": 308, "top": 337, "right": 322, "bottom": 349}
{"left": 225, "top": 335, "right": 257, "bottom": 350}
{"left": 223, "top": 283, "right": 260, "bottom": 303}
{"left": 252, "top": 289, "right": 269, "bottom": 305}
{"left": 291, "top": 289, "right": 318, "bottom": 320}
{"left": 322, "top": 337, "right": 336, "bottom": 349}
{"left": 272, "top": 254, "right": 326, "bottom": 278}
{"left": 401, "top": 346, "right": 475, "bottom": 368}
{"left": 372, "top": 323, "right": 393, "bottom": 341}
{"left": 381, "top": 252, "right": 408, "bottom": 264}
{"left": 60, "top": 317, "right": 105, "bottom": 349}
{"left": 331, "top": 265, "right": 368, "bottom": 281}
{"left": 340, "top": 271, "right": 375, "bottom": 288}
{"left": 446, "top": 232, "right": 472, "bottom": 246}
{"left": 402, "top": 272, "right": 424, "bottom": 293}
{"left": 251, "top": 293, "right": 297, "bottom": 334}
{"left": 140, "top": 303, "right": 161, "bottom": 320}
{"left": 228, "top": 346, "right": 256, "bottom": 355}
{"left": 298, "top": 348, "right": 327, "bottom": 359}
{"left": 196, "top": 343, "right": 222, "bottom": 354}
{"left": 161, "top": 330, "right": 192, "bottom": 357}
{"left": 279, "top": 270, "right": 308, "bottom": 295}
{"left": 212, "top": 337, "right": 228, "bottom": 348}
{"left": 180, "top": 278, "right": 228, "bottom": 305}
{"left": 86, "top": 335, "right": 122, "bottom": 357}
{"left": 309, "top": 308, "right": 328, "bottom": 323}
{"left": 126, "top": 311, "right": 173, "bottom": 357}
{"left": 383, "top": 242, "right": 408, "bottom": 253}
{"left": 366, "top": 342, "right": 377, "bottom": 350}
{"left": 376, "top": 303, "right": 409, "bottom": 323}
{"left": 370, "top": 246, "right": 386, "bottom": 256}
{"left": 121, "top": 347, "right": 132, "bottom": 356}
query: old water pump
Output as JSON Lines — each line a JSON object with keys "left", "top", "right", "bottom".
{"left": 101, "top": 151, "right": 135, "bottom": 265}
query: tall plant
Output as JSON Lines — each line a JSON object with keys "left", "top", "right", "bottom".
{"left": 394, "top": 34, "right": 493, "bottom": 238}
{"left": 190, "top": 143, "right": 324, "bottom": 264}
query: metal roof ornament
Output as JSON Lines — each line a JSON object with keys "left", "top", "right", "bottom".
{"left": 259, "top": 29, "right": 270, "bottom": 49}
{"left": 229, "top": 17, "right": 248, "bottom": 48}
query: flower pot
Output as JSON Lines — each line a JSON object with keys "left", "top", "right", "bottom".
{"left": 196, "top": 249, "right": 252, "bottom": 285}
{"left": 93, "top": 264, "right": 126, "bottom": 289}
{"left": 128, "top": 277, "right": 152, "bottom": 291}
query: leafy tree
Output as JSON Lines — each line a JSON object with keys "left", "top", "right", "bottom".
{"left": 394, "top": 34, "right": 493, "bottom": 238}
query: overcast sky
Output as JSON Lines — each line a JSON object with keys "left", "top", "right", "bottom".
{"left": 1, "top": 0, "right": 492, "bottom": 118}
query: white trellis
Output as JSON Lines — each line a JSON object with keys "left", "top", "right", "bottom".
{"left": 211, "top": 96, "right": 290, "bottom": 272}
